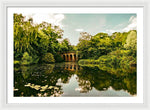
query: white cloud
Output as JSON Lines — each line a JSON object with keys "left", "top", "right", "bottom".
{"left": 104, "top": 16, "right": 137, "bottom": 35}
{"left": 123, "top": 16, "right": 137, "bottom": 32}
{"left": 75, "top": 29, "right": 84, "bottom": 32}
{"left": 22, "top": 13, "right": 65, "bottom": 28}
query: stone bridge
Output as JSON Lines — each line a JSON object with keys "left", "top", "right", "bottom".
{"left": 60, "top": 51, "right": 78, "bottom": 62}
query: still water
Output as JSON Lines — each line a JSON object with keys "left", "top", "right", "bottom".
{"left": 14, "top": 62, "right": 136, "bottom": 97}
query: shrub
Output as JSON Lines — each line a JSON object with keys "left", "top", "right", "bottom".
{"left": 55, "top": 54, "right": 64, "bottom": 62}
{"left": 78, "top": 59, "right": 99, "bottom": 66}
{"left": 21, "top": 52, "right": 33, "bottom": 65}
{"left": 42, "top": 53, "right": 55, "bottom": 63}
{"left": 32, "top": 55, "right": 39, "bottom": 64}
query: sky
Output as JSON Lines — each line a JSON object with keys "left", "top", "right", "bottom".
{"left": 22, "top": 13, "right": 137, "bottom": 45}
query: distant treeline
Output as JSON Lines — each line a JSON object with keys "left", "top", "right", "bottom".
{"left": 77, "top": 30, "right": 137, "bottom": 70}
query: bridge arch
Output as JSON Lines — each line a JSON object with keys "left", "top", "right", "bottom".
{"left": 61, "top": 52, "right": 78, "bottom": 62}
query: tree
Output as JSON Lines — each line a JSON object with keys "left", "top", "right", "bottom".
{"left": 77, "top": 32, "right": 92, "bottom": 59}
{"left": 112, "top": 32, "right": 129, "bottom": 48}
{"left": 14, "top": 13, "right": 64, "bottom": 63}
{"left": 77, "top": 32, "right": 113, "bottom": 59}
{"left": 124, "top": 30, "right": 137, "bottom": 50}
{"left": 42, "top": 53, "right": 55, "bottom": 63}
{"left": 124, "top": 30, "right": 137, "bottom": 57}
{"left": 14, "top": 14, "right": 38, "bottom": 59}
{"left": 59, "top": 38, "right": 73, "bottom": 52}
{"left": 21, "top": 52, "right": 33, "bottom": 65}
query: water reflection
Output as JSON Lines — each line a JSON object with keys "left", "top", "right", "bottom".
{"left": 14, "top": 62, "right": 136, "bottom": 97}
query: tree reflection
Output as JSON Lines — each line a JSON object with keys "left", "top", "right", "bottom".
{"left": 77, "top": 67, "right": 112, "bottom": 91}
{"left": 76, "top": 78, "right": 92, "bottom": 93}
{"left": 14, "top": 64, "right": 73, "bottom": 97}
{"left": 78, "top": 65, "right": 136, "bottom": 95}
{"left": 14, "top": 62, "right": 136, "bottom": 97}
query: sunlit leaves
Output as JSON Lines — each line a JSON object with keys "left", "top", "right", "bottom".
{"left": 14, "top": 13, "right": 64, "bottom": 62}
{"left": 124, "top": 30, "right": 137, "bottom": 50}
{"left": 58, "top": 38, "right": 73, "bottom": 52}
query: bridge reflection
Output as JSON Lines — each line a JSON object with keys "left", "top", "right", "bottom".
{"left": 61, "top": 62, "right": 81, "bottom": 71}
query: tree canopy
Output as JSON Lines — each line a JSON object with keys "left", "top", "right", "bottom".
{"left": 14, "top": 13, "right": 74, "bottom": 64}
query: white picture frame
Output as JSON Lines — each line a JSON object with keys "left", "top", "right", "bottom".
{"left": 0, "top": 0, "right": 149, "bottom": 109}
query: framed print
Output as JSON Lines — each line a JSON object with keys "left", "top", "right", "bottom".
{"left": 7, "top": 6, "right": 143, "bottom": 103}
{"left": 0, "top": 0, "right": 150, "bottom": 109}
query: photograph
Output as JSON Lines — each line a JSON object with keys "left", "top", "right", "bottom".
{"left": 13, "top": 9, "right": 137, "bottom": 97}
{"left": 0, "top": 0, "right": 149, "bottom": 108}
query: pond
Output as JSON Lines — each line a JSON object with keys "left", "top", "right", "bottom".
{"left": 14, "top": 62, "right": 136, "bottom": 97}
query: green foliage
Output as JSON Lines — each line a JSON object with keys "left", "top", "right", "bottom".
{"left": 98, "top": 55, "right": 113, "bottom": 64}
{"left": 77, "top": 32, "right": 92, "bottom": 59}
{"left": 14, "top": 13, "right": 137, "bottom": 68}
{"left": 77, "top": 30, "right": 136, "bottom": 60}
{"left": 112, "top": 32, "right": 129, "bottom": 48}
{"left": 77, "top": 30, "right": 137, "bottom": 73}
{"left": 14, "top": 63, "right": 136, "bottom": 96}
{"left": 77, "top": 32, "right": 114, "bottom": 59}
{"left": 14, "top": 14, "right": 38, "bottom": 58}
{"left": 32, "top": 55, "right": 39, "bottom": 64}
{"left": 21, "top": 66, "right": 31, "bottom": 79}
{"left": 98, "top": 49, "right": 136, "bottom": 68}
{"left": 78, "top": 49, "right": 136, "bottom": 75}
{"left": 78, "top": 59, "right": 99, "bottom": 66}
{"left": 42, "top": 53, "right": 55, "bottom": 63}
{"left": 54, "top": 54, "right": 64, "bottom": 62}
{"left": 14, "top": 60, "right": 20, "bottom": 65}
{"left": 109, "top": 49, "right": 131, "bottom": 56}
{"left": 124, "top": 30, "right": 137, "bottom": 50}
{"left": 124, "top": 30, "right": 137, "bottom": 58}
{"left": 14, "top": 13, "right": 73, "bottom": 64}
{"left": 120, "top": 56, "right": 136, "bottom": 68}
{"left": 59, "top": 38, "right": 74, "bottom": 53}
{"left": 21, "top": 52, "right": 33, "bottom": 65}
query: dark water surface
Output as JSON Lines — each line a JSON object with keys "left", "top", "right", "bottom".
{"left": 14, "top": 62, "right": 136, "bottom": 97}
